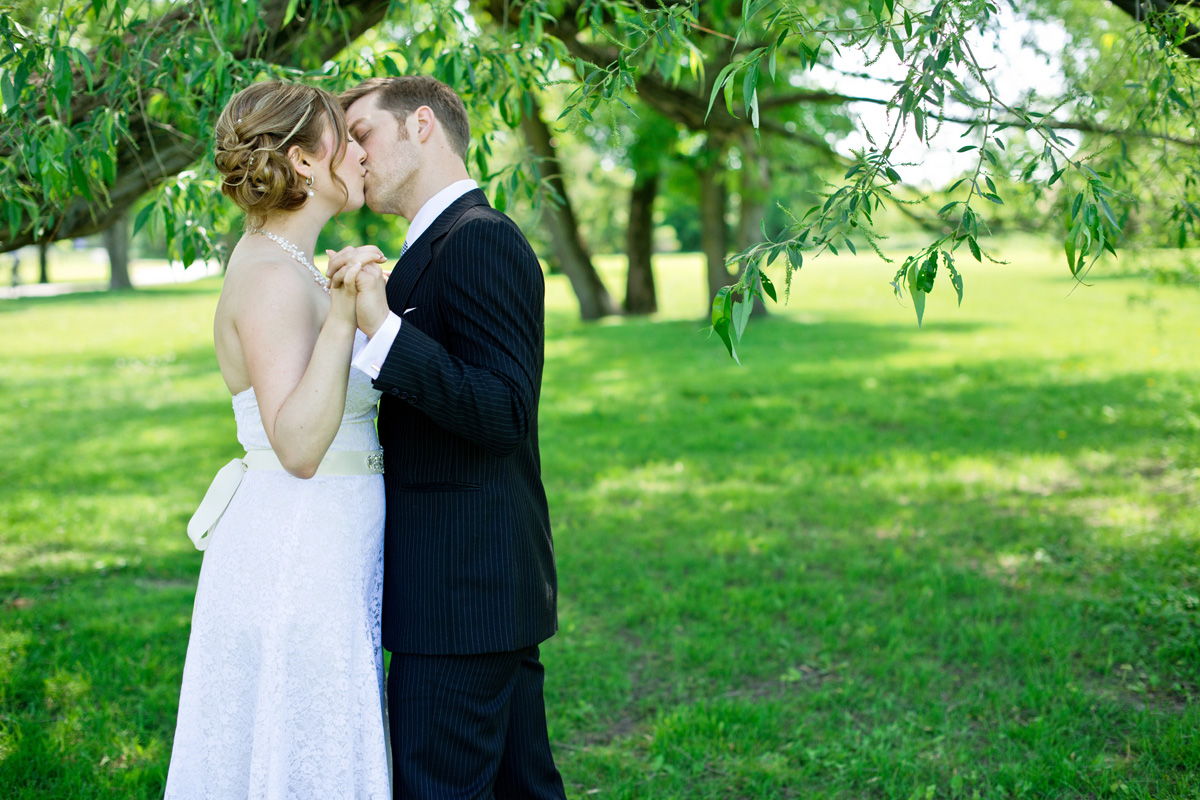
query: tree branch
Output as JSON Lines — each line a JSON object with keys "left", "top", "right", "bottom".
{"left": 1108, "top": 0, "right": 1200, "bottom": 59}
{"left": 1, "top": 0, "right": 392, "bottom": 253}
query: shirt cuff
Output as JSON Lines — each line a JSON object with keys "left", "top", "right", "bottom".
{"left": 351, "top": 311, "right": 402, "bottom": 380}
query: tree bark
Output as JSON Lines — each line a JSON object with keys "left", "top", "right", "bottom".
{"left": 736, "top": 131, "right": 769, "bottom": 317}
{"left": 519, "top": 95, "right": 618, "bottom": 321}
{"left": 38, "top": 242, "right": 49, "bottom": 284}
{"left": 105, "top": 213, "right": 132, "bottom": 290}
{"left": 700, "top": 160, "right": 734, "bottom": 306}
{"left": 624, "top": 171, "right": 659, "bottom": 314}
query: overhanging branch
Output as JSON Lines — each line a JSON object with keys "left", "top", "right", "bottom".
{"left": 1, "top": 0, "right": 392, "bottom": 253}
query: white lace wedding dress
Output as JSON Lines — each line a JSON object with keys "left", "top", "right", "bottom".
{"left": 166, "top": 332, "right": 390, "bottom": 799}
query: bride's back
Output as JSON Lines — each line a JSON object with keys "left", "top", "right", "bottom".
{"left": 213, "top": 241, "right": 327, "bottom": 396}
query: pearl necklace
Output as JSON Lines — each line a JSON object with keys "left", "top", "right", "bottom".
{"left": 247, "top": 227, "right": 330, "bottom": 294}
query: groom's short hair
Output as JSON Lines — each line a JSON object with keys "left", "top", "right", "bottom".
{"left": 340, "top": 76, "right": 471, "bottom": 160}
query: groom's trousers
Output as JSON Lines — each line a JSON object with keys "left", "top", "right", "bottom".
{"left": 386, "top": 645, "right": 567, "bottom": 800}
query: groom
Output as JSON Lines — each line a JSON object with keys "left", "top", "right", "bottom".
{"left": 328, "top": 76, "right": 566, "bottom": 799}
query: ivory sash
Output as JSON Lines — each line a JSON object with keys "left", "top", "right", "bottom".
{"left": 186, "top": 449, "right": 384, "bottom": 550}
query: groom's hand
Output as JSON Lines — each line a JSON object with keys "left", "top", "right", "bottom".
{"left": 327, "top": 246, "right": 390, "bottom": 337}
{"left": 353, "top": 264, "right": 390, "bottom": 338}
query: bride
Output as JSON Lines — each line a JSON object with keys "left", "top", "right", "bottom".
{"left": 165, "top": 81, "right": 390, "bottom": 798}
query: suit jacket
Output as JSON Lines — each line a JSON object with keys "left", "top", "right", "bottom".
{"left": 372, "top": 189, "right": 557, "bottom": 655}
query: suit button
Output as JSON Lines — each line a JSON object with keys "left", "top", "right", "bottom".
{"left": 389, "top": 388, "right": 400, "bottom": 396}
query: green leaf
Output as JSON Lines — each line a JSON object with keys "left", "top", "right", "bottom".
{"left": 907, "top": 262, "right": 926, "bottom": 327}
{"left": 711, "top": 287, "right": 740, "bottom": 364}
{"left": 786, "top": 245, "right": 803, "bottom": 271}
{"left": 759, "top": 271, "right": 777, "bottom": 303}
{"left": 937, "top": 201, "right": 958, "bottom": 216}
{"left": 968, "top": 236, "right": 981, "bottom": 262}
{"left": 950, "top": 270, "right": 963, "bottom": 305}
{"left": 283, "top": 0, "right": 302, "bottom": 27}
{"left": 53, "top": 52, "right": 71, "bottom": 112}
{"left": 0, "top": 73, "right": 14, "bottom": 109}
{"left": 1098, "top": 196, "right": 1119, "bottom": 229}
{"left": 732, "top": 293, "right": 752, "bottom": 341}
{"left": 705, "top": 63, "right": 739, "bottom": 122}
{"left": 493, "top": 179, "right": 507, "bottom": 213}
{"left": 1064, "top": 232, "right": 1076, "bottom": 273}
{"left": 132, "top": 202, "right": 155, "bottom": 237}
{"left": 742, "top": 63, "right": 758, "bottom": 114}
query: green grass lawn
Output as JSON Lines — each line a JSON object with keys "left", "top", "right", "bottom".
{"left": 1, "top": 242, "right": 1197, "bottom": 798}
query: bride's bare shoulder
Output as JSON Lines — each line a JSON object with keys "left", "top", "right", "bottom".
{"left": 219, "top": 248, "right": 317, "bottom": 316}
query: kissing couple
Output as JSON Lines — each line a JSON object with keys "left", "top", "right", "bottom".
{"left": 166, "top": 76, "right": 566, "bottom": 800}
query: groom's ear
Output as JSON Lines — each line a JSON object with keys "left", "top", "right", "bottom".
{"left": 413, "top": 106, "right": 436, "bottom": 144}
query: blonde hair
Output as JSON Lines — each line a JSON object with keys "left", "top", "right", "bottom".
{"left": 214, "top": 81, "right": 350, "bottom": 227}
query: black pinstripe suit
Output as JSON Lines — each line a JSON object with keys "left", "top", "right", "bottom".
{"left": 372, "top": 189, "right": 565, "bottom": 799}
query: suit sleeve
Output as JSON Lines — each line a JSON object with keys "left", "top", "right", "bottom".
{"left": 372, "top": 215, "right": 543, "bottom": 457}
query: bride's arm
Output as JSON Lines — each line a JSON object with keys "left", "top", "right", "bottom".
{"left": 234, "top": 262, "right": 361, "bottom": 478}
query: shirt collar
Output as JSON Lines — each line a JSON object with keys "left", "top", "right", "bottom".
{"left": 404, "top": 179, "right": 479, "bottom": 251}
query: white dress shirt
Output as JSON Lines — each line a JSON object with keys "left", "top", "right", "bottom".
{"left": 351, "top": 179, "right": 479, "bottom": 379}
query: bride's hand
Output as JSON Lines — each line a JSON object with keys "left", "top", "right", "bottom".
{"left": 329, "top": 262, "right": 363, "bottom": 325}
{"left": 325, "top": 245, "right": 388, "bottom": 281}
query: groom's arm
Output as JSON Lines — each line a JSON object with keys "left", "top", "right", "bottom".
{"left": 370, "top": 215, "right": 542, "bottom": 457}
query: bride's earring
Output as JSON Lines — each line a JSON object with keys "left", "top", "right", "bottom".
{"left": 306, "top": 175, "right": 315, "bottom": 197}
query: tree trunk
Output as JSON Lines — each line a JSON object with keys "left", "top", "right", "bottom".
{"left": 700, "top": 162, "right": 733, "bottom": 305}
{"left": 105, "top": 213, "right": 132, "bottom": 290}
{"left": 519, "top": 95, "right": 617, "bottom": 321}
{"left": 736, "top": 130, "right": 770, "bottom": 317}
{"left": 624, "top": 171, "right": 658, "bottom": 314}
{"left": 38, "top": 243, "right": 49, "bottom": 284}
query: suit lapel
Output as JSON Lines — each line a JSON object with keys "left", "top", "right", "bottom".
{"left": 385, "top": 189, "right": 489, "bottom": 312}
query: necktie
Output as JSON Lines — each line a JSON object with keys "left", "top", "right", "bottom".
{"left": 400, "top": 240, "right": 409, "bottom": 258}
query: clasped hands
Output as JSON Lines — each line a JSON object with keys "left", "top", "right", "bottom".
{"left": 325, "top": 246, "right": 391, "bottom": 339}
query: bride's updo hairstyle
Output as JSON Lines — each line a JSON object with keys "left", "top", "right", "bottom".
{"left": 213, "top": 81, "right": 350, "bottom": 227}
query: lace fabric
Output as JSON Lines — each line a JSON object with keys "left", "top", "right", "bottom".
{"left": 166, "top": 332, "right": 390, "bottom": 799}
